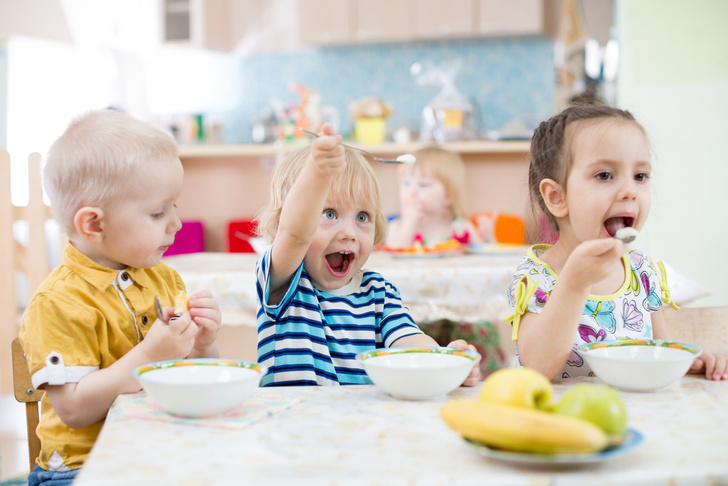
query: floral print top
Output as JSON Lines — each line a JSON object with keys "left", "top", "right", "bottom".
{"left": 505, "top": 245, "right": 679, "bottom": 378}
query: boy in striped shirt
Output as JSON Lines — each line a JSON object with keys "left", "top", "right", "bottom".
{"left": 254, "top": 124, "right": 480, "bottom": 386}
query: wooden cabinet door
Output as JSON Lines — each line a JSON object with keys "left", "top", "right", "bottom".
{"left": 477, "top": 0, "right": 544, "bottom": 36}
{"left": 411, "top": 0, "right": 475, "bottom": 40}
{"left": 353, "top": 0, "right": 411, "bottom": 43}
{"left": 299, "top": 0, "right": 354, "bottom": 45}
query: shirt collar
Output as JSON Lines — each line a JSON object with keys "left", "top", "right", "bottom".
{"left": 62, "top": 242, "right": 151, "bottom": 291}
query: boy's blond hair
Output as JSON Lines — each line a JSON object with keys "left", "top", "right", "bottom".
{"left": 400, "top": 146, "right": 469, "bottom": 219}
{"left": 257, "top": 146, "right": 388, "bottom": 247}
{"left": 43, "top": 110, "right": 179, "bottom": 236}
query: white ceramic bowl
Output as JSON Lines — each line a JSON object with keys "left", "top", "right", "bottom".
{"left": 356, "top": 347, "right": 480, "bottom": 400}
{"left": 133, "top": 358, "right": 268, "bottom": 417}
{"left": 578, "top": 339, "right": 702, "bottom": 392}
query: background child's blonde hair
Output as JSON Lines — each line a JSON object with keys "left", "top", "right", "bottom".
{"left": 401, "top": 146, "right": 469, "bottom": 219}
{"left": 43, "top": 109, "right": 179, "bottom": 236}
{"left": 256, "top": 146, "right": 388, "bottom": 246}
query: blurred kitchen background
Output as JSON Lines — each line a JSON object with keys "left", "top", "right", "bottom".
{"left": 1, "top": 0, "right": 727, "bottom": 306}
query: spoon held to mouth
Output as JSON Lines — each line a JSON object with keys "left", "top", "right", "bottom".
{"left": 614, "top": 227, "right": 638, "bottom": 244}
{"left": 300, "top": 128, "right": 415, "bottom": 165}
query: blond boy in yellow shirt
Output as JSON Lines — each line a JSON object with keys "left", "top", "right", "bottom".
{"left": 19, "top": 110, "right": 222, "bottom": 485}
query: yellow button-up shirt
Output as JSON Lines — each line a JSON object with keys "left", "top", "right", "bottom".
{"left": 20, "top": 242, "right": 185, "bottom": 471}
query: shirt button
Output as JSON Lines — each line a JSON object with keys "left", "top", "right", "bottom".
{"left": 142, "top": 315, "right": 148, "bottom": 325}
{"left": 120, "top": 272, "right": 129, "bottom": 281}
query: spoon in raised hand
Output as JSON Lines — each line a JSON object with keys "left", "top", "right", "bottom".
{"left": 300, "top": 128, "right": 416, "bottom": 165}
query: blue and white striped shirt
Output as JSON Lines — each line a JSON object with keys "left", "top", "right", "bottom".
{"left": 256, "top": 249, "right": 423, "bottom": 386}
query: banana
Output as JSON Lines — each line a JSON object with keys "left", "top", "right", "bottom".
{"left": 441, "top": 399, "right": 609, "bottom": 454}
{"left": 479, "top": 367, "right": 554, "bottom": 410}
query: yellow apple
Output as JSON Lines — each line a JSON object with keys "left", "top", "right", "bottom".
{"left": 479, "top": 367, "right": 554, "bottom": 410}
{"left": 554, "top": 383, "right": 628, "bottom": 438}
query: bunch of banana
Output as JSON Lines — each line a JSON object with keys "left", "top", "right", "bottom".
{"left": 441, "top": 368, "right": 627, "bottom": 455}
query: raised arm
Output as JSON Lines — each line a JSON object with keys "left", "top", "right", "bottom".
{"left": 268, "top": 124, "right": 345, "bottom": 296}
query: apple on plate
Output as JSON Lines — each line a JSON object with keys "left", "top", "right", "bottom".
{"left": 554, "top": 383, "right": 628, "bottom": 440}
{"left": 479, "top": 367, "right": 554, "bottom": 410}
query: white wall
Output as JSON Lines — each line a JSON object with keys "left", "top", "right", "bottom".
{"left": 617, "top": 0, "right": 728, "bottom": 306}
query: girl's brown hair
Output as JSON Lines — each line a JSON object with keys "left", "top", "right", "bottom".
{"left": 256, "top": 146, "right": 388, "bottom": 246}
{"left": 527, "top": 103, "right": 644, "bottom": 242}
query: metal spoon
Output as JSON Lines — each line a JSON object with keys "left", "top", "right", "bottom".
{"left": 300, "top": 128, "right": 414, "bottom": 165}
{"left": 154, "top": 296, "right": 169, "bottom": 325}
{"left": 614, "top": 227, "right": 638, "bottom": 244}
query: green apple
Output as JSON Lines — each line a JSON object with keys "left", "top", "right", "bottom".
{"left": 479, "top": 367, "right": 554, "bottom": 410}
{"left": 554, "top": 384, "right": 628, "bottom": 437}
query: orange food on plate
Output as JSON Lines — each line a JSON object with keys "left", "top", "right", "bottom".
{"left": 174, "top": 290, "right": 190, "bottom": 315}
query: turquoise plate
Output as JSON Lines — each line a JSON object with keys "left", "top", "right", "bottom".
{"left": 465, "top": 427, "right": 644, "bottom": 465}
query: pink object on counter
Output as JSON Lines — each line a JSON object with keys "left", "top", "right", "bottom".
{"left": 166, "top": 221, "right": 205, "bottom": 256}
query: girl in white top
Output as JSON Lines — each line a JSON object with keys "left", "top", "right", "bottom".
{"left": 506, "top": 103, "right": 728, "bottom": 381}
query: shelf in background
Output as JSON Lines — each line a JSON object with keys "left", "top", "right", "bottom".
{"left": 178, "top": 140, "right": 531, "bottom": 158}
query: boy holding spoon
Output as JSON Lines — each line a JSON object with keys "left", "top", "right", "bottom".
{"left": 20, "top": 110, "right": 221, "bottom": 485}
{"left": 254, "top": 124, "right": 480, "bottom": 386}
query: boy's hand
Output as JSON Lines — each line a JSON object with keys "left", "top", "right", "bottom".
{"left": 447, "top": 339, "right": 481, "bottom": 386}
{"left": 560, "top": 238, "right": 625, "bottom": 293}
{"left": 141, "top": 311, "right": 198, "bottom": 363}
{"left": 310, "top": 123, "right": 345, "bottom": 176}
{"left": 188, "top": 290, "right": 222, "bottom": 357}
{"left": 688, "top": 352, "right": 728, "bottom": 381}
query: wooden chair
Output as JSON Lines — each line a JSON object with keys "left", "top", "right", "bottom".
{"left": 12, "top": 337, "right": 45, "bottom": 472}
{"left": 663, "top": 305, "right": 728, "bottom": 357}
{"left": 1, "top": 151, "right": 57, "bottom": 394}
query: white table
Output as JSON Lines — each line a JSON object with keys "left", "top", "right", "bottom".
{"left": 75, "top": 376, "right": 728, "bottom": 485}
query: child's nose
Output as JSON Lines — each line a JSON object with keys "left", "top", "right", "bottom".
{"left": 618, "top": 179, "right": 638, "bottom": 200}
{"left": 338, "top": 219, "right": 357, "bottom": 241}
{"left": 168, "top": 212, "right": 183, "bottom": 234}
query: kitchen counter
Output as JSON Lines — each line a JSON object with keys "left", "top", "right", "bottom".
{"left": 178, "top": 140, "right": 532, "bottom": 158}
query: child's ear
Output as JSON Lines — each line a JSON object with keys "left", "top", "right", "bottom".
{"left": 74, "top": 206, "right": 104, "bottom": 244}
{"left": 539, "top": 179, "right": 568, "bottom": 218}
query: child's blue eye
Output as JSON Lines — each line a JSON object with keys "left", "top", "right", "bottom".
{"left": 322, "top": 209, "right": 337, "bottom": 220}
{"left": 356, "top": 212, "right": 370, "bottom": 223}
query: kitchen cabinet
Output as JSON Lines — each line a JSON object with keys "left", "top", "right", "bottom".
{"left": 162, "top": 0, "right": 299, "bottom": 52}
{"left": 299, "top": 0, "right": 354, "bottom": 45}
{"left": 353, "top": 0, "right": 411, "bottom": 43}
{"left": 176, "top": 141, "right": 530, "bottom": 251}
{"left": 411, "top": 0, "right": 476, "bottom": 40}
{"left": 299, "top": 0, "right": 553, "bottom": 48}
{"left": 477, "top": 0, "right": 546, "bottom": 36}
{"left": 161, "top": 0, "right": 232, "bottom": 50}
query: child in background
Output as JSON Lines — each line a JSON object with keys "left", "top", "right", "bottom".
{"left": 385, "top": 145, "right": 504, "bottom": 376}
{"left": 20, "top": 110, "right": 222, "bottom": 485}
{"left": 385, "top": 146, "right": 485, "bottom": 249}
{"left": 506, "top": 103, "right": 728, "bottom": 381}
{"left": 254, "top": 124, "right": 480, "bottom": 386}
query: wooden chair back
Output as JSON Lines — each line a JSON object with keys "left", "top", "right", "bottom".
{"left": 1, "top": 151, "right": 57, "bottom": 394}
{"left": 663, "top": 306, "right": 728, "bottom": 357}
{"left": 12, "top": 337, "right": 45, "bottom": 472}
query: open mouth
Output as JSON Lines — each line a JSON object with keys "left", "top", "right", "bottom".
{"left": 604, "top": 217, "right": 634, "bottom": 237}
{"left": 325, "top": 251, "right": 355, "bottom": 278}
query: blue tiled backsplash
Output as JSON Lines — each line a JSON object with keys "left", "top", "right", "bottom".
{"left": 227, "top": 37, "right": 554, "bottom": 143}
